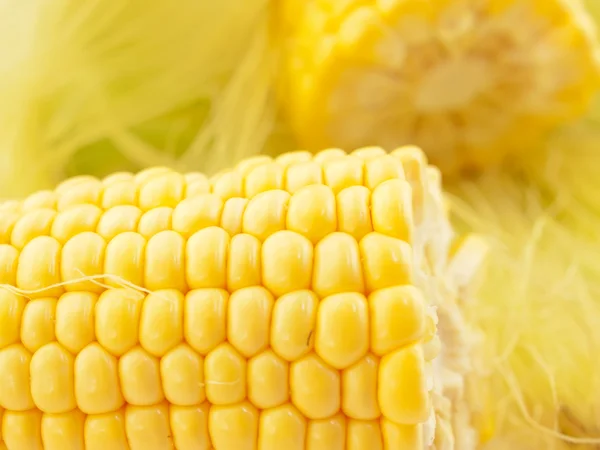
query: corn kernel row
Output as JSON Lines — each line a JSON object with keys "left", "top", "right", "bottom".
{"left": 0, "top": 283, "right": 435, "bottom": 415}
{"left": 0, "top": 146, "right": 426, "bottom": 214}
{"left": 1, "top": 403, "right": 428, "bottom": 450}
{"left": 0, "top": 227, "right": 418, "bottom": 300}
{"left": 1, "top": 178, "right": 414, "bottom": 245}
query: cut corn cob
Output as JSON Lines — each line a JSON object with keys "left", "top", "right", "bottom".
{"left": 0, "top": 147, "right": 483, "bottom": 449}
{"left": 279, "top": 0, "right": 600, "bottom": 174}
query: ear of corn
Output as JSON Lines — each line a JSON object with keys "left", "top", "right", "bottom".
{"left": 279, "top": 0, "right": 600, "bottom": 174}
{"left": 0, "top": 147, "right": 483, "bottom": 449}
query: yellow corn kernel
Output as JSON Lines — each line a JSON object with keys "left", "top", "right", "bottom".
{"left": 10, "top": 208, "right": 56, "bottom": 250}
{"left": 0, "top": 201, "right": 21, "bottom": 213}
{"left": 381, "top": 419, "right": 422, "bottom": 450}
{"left": 184, "top": 289, "right": 228, "bottom": 355}
{"left": 351, "top": 147, "right": 387, "bottom": 160}
{"left": 209, "top": 401, "right": 259, "bottom": 450}
{"left": 212, "top": 171, "right": 243, "bottom": 200}
{"left": 125, "top": 403, "right": 174, "bottom": 450}
{"left": 0, "top": 344, "right": 34, "bottom": 411}
{"left": 75, "top": 343, "right": 124, "bottom": 414}
{"left": 30, "top": 342, "right": 76, "bottom": 414}
{"left": 102, "top": 172, "right": 133, "bottom": 185}
{"left": 57, "top": 180, "right": 102, "bottom": 211}
{"left": 96, "top": 205, "right": 142, "bottom": 241}
{"left": 186, "top": 227, "right": 229, "bottom": 289}
{"left": 228, "top": 287, "right": 274, "bottom": 358}
{"left": 101, "top": 180, "right": 138, "bottom": 209}
{"left": 423, "top": 313, "right": 437, "bottom": 343}
{"left": 22, "top": 190, "right": 56, "bottom": 212}
{"left": 204, "top": 343, "right": 246, "bottom": 405}
{"left": 285, "top": 161, "right": 323, "bottom": 193}
{"left": 170, "top": 404, "right": 211, "bottom": 450}
{"left": 390, "top": 148, "right": 426, "bottom": 222}
{"left": 275, "top": 150, "right": 313, "bottom": 167}
{"left": 360, "top": 232, "right": 413, "bottom": 293}
{"left": 323, "top": 156, "right": 364, "bottom": 193}
{"left": 138, "top": 172, "right": 185, "bottom": 211}
{"left": 160, "top": 344, "right": 205, "bottom": 406}
{"left": 184, "top": 172, "right": 211, "bottom": 198}
{"left": 342, "top": 354, "right": 380, "bottom": 420}
{"left": 258, "top": 404, "right": 307, "bottom": 450}
{"left": 51, "top": 204, "right": 103, "bottom": 244}
{"left": 290, "top": 353, "right": 341, "bottom": 420}
{"left": 144, "top": 231, "right": 187, "bottom": 292}
{"left": 55, "top": 291, "right": 97, "bottom": 354}
{"left": 0, "top": 245, "right": 18, "bottom": 286}
{"left": 245, "top": 163, "right": 285, "bottom": 198}
{"left": 248, "top": 350, "right": 289, "bottom": 409}
{"left": 182, "top": 171, "right": 204, "bottom": 184}
{"left": 2, "top": 409, "right": 43, "bottom": 450}
{"left": 369, "top": 286, "right": 426, "bottom": 356}
{"left": 84, "top": 410, "right": 129, "bottom": 450}
{"left": 0, "top": 290, "right": 25, "bottom": 348}
{"left": 103, "top": 232, "right": 146, "bottom": 288}
{"left": 227, "top": 234, "right": 261, "bottom": 291}
{"left": 315, "top": 292, "right": 369, "bottom": 369}
{"left": 262, "top": 231, "right": 313, "bottom": 297}
{"left": 21, "top": 297, "right": 57, "bottom": 353}
{"left": 172, "top": 195, "right": 223, "bottom": 239}
{"left": 134, "top": 167, "right": 172, "bottom": 185}
{"left": 286, "top": 185, "right": 337, "bottom": 243}
{"left": 61, "top": 232, "right": 106, "bottom": 293}
{"left": 336, "top": 186, "right": 373, "bottom": 241}
{"left": 41, "top": 409, "right": 85, "bottom": 450}
{"left": 55, "top": 176, "right": 97, "bottom": 196}
{"left": 220, "top": 197, "right": 248, "bottom": 236}
{"left": 0, "top": 200, "right": 19, "bottom": 212}
{"left": 371, "top": 179, "right": 413, "bottom": 242}
{"left": 313, "top": 149, "right": 346, "bottom": 164}
{"left": 313, "top": 232, "right": 365, "bottom": 297}
{"left": 242, "top": 190, "right": 290, "bottom": 241}
{"left": 364, "top": 155, "right": 405, "bottom": 190}
{"left": 0, "top": 212, "right": 19, "bottom": 245}
{"left": 306, "top": 413, "right": 346, "bottom": 450}
{"left": 139, "top": 289, "right": 184, "bottom": 357}
{"left": 95, "top": 289, "right": 143, "bottom": 356}
{"left": 270, "top": 290, "right": 318, "bottom": 361}
{"left": 423, "top": 335, "right": 442, "bottom": 362}
{"left": 347, "top": 419, "right": 383, "bottom": 450}
{"left": 16, "top": 236, "right": 63, "bottom": 298}
{"left": 119, "top": 347, "right": 164, "bottom": 406}
{"left": 234, "top": 155, "right": 272, "bottom": 177}
{"left": 137, "top": 207, "right": 173, "bottom": 238}
{"left": 378, "top": 345, "right": 430, "bottom": 424}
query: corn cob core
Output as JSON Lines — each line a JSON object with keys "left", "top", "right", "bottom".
{"left": 0, "top": 147, "right": 481, "bottom": 450}
{"left": 280, "top": 0, "right": 600, "bottom": 174}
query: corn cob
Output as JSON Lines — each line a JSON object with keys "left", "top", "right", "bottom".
{"left": 279, "top": 0, "right": 600, "bottom": 174}
{"left": 0, "top": 147, "right": 483, "bottom": 449}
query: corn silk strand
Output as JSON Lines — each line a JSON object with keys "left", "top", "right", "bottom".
{"left": 448, "top": 122, "right": 600, "bottom": 449}
{"left": 0, "top": 0, "right": 276, "bottom": 199}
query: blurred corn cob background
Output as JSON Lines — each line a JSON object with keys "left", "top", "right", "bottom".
{"left": 1, "top": 0, "right": 600, "bottom": 449}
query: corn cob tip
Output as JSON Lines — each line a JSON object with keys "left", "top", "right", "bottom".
{"left": 280, "top": 0, "right": 600, "bottom": 174}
